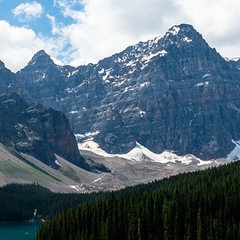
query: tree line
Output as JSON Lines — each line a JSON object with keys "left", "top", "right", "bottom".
{"left": 36, "top": 161, "right": 240, "bottom": 240}
{"left": 0, "top": 183, "right": 102, "bottom": 222}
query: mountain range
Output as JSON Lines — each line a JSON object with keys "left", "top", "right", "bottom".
{"left": 0, "top": 23, "right": 239, "bottom": 191}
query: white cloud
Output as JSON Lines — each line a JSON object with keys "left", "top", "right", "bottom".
{"left": 52, "top": 0, "right": 182, "bottom": 66}
{"left": 12, "top": 1, "right": 43, "bottom": 21}
{"left": 175, "top": 0, "right": 240, "bottom": 57}
{"left": 1, "top": 0, "right": 240, "bottom": 72}
{"left": 46, "top": 14, "right": 61, "bottom": 35}
{"left": 0, "top": 20, "right": 61, "bottom": 72}
{"left": 51, "top": 0, "right": 240, "bottom": 67}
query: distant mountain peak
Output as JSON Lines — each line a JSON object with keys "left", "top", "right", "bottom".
{"left": 162, "top": 23, "right": 207, "bottom": 47}
{"left": 167, "top": 24, "right": 196, "bottom": 34}
{"left": 28, "top": 50, "right": 54, "bottom": 67}
{"left": 110, "top": 23, "right": 208, "bottom": 70}
{"left": 0, "top": 60, "right": 5, "bottom": 69}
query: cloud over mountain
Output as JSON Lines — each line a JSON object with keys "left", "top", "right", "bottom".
{"left": 0, "top": 0, "right": 240, "bottom": 72}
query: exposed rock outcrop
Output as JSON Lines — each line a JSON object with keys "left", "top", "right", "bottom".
{"left": 0, "top": 93, "right": 87, "bottom": 169}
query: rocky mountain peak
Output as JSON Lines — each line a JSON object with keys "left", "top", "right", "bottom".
{"left": 0, "top": 60, "right": 5, "bottom": 69}
{"left": 0, "top": 60, "right": 16, "bottom": 94}
{"left": 104, "top": 24, "right": 211, "bottom": 76}
{"left": 162, "top": 23, "right": 205, "bottom": 45}
{"left": 27, "top": 49, "right": 54, "bottom": 67}
{"left": 166, "top": 24, "right": 197, "bottom": 36}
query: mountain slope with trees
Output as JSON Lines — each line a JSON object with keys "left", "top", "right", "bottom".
{"left": 0, "top": 183, "right": 103, "bottom": 222}
{"left": 37, "top": 160, "right": 240, "bottom": 240}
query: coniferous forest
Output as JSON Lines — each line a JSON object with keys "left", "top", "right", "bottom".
{"left": 36, "top": 161, "right": 240, "bottom": 240}
{"left": 0, "top": 184, "right": 102, "bottom": 222}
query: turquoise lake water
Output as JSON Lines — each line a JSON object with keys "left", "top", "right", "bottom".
{"left": 0, "top": 222, "right": 41, "bottom": 240}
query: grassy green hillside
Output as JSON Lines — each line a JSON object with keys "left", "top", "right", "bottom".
{"left": 0, "top": 147, "right": 60, "bottom": 182}
{"left": 0, "top": 143, "right": 94, "bottom": 193}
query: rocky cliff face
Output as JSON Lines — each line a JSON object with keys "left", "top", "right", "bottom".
{"left": 1, "top": 24, "right": 240, "bottom": 159}
{"left": 0, "top": 93, "right": 87, "bottom": 169}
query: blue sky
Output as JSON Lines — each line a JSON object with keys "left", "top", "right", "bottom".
{"left": 0, "top": 1, "right": 82, "bottom": 35}
{"left": 1, "top": 1, "right": 51, "bottom": 35}
{"left": 0, "top": 0, "right": 239, "bottom": 72}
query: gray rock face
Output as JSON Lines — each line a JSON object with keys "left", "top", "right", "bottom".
{"left": 1, "top": 24, "right": 240, "bottom": 159}
{"left": 0, "top": 93, "right": 87, "bottom": 169}
{"left": 0, "top": 61, "right": 17, "bottom": 93}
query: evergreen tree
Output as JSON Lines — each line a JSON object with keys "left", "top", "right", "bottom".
{"left": 35, "top": 161, "right": 240, "bottom": 240}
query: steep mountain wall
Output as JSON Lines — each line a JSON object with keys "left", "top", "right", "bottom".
{"left": 0, "top": 93, "right": 87, "bottom": 169}
{"left": 0, "top": 24, "right": 240, "bottom": 159}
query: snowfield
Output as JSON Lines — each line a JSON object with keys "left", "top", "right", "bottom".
{"left": 78, "top": 140, "right": 215, "bottom": 166}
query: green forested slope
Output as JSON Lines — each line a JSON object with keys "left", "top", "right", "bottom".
{"left": 37, "top": 161, "right": 240, "bottom": 240}
{"left": 0, "top": 184, "right": 102, "bottom": 221}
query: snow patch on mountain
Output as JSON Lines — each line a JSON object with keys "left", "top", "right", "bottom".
{"left": 78, "top": 140, "right": 111, "bottom": 157}
{"left": 69, "top": 110, "right": 78, "bottom": 114}
{"left": 75, "top": 132, "right": 100, "bottom": 142}
{"left": 183, "top": 37, "right": 192, "bottom": 43}
{"left": 78, "top": 140, "right": 213, "bottom": 166}
{"left": 202, "top": 73, "right": 211, "bottom": 78}
{"left": 142, "top": 50, "right": 168, "bottom": 63}
{"left": 195, "top": 81, "right": 209, "bottom": 87}
{"left": 227, "top": 140, "right": 240, "bottom": 160}
{"left": 140, "top": 82, "right": 150, "bottom": 88}
{"left": 55, "top": 159, "right": 61, "bottom": 167}
{"left": 224, "top": 57, "right": 240, "bottom": 62}
{"left": 168, "top": 26, "right": 180, "bottom": 36}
